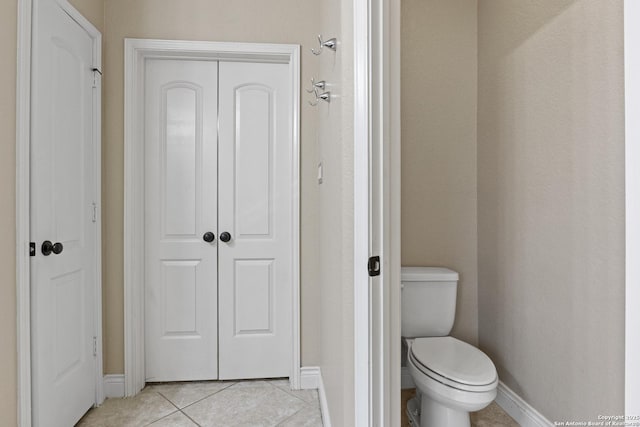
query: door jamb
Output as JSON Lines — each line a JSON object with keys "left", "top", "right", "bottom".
{"left": 16, "top": 0, "right": 104, "bottom": 425}
{"left": 353, "top": 0, "right": 401, "bottom": 424}
{"left": 123, "top": 38, "right": 301, "bottom": 396}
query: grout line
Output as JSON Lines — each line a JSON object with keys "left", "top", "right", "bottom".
{"left": 275, "top": 407, "right": 306, "bottom": 427}
{"left": 155, "top": 390, "right": 182, "bottom": 412}
{"left": 142, "top": 396, "right": 181, "bottom": 427}
{"left": 278, "top": 387, "right": 317, "bottom": 406}
{"left": 179, "top": 409, "right": 202, "bottom": 427}
{"left": 269, "top": 381, "right": 317, "bottom": 407}
{"left": 178, "top": 381, "right": 237, "bottom": 411}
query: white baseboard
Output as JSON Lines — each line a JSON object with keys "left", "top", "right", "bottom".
{"left": 496, "top": 381, "right": 553, "bottom": 427}
{"left": 299, "top": 366, "right": 331, "bottom": 427}
{"left": 300, "top": 366, "right": 321, "bottom": 390}
{"left": 401, "top": 366, "right": 415, "bottom": 389}
{"left": 103, "top": 374, "right": 125, "bottom": 399}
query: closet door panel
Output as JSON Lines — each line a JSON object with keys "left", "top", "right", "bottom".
{"left": 218, "top": 61, "right": 293, "bottom": 379}
{"left": 144, "top": 59, "right": 219, "bottom": 382}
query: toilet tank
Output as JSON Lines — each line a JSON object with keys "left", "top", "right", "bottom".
{"left": 401, "top": 267, "right": 459, "bottom": 338}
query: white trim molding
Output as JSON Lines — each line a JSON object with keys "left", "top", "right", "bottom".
{"left": 625, "top": 0, "right": 640, "bottom": 417}
{"left": 16, "top": 0, "right": 103, "bottom": 424}
{"left": 298, "top": 367, "right": 331, "bottom": 427}
{"left": 16, "top": 1, "right": 33, "bottom": 424}
{"left": 496, "top": 382, "right": 553, "bottom": 427}
{"left": 123, "top": 38, "right": 301, "bottom": 396}
{"left": 352, "top": 0, "right": 371, "bottom": 422}
{"left": 317, "top": 370, "right": 332, "bottom": 427}
{"left": 103, "top": 375, "right": 126, "bottom": 399}
{"left": 353, "top": 0, "right": 402, "bottom": 424}
{"left": 299, "top": 367, "right": 321, "bottom": 390}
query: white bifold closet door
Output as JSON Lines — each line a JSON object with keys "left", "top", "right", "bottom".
{"left": 144, "top": 59, "right": 219, "bottom": 381}
{"left": 218, "top": 61, "right": 292, "bottom": 379}
{"left": 144, "top": 59, "right": 292, "bottom": 382}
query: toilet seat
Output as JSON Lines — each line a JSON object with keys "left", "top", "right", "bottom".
{"left": 409, "top": 337, "right": 497, "bottom": 392}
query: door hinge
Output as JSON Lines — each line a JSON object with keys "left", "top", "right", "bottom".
{"left": 92, "top": 68, "right": 102, "bottom": 88}
{"left": 30, "top": 242, "right": 36, "bottom": 257}
{"left": 92, "top": 202, "right": 97, "bottom": 223}
{"left": 368, "top": 256, "right": 381, "bottom": 277}
{"left": 93, "top": 336, "right": 97, "bottom": 357}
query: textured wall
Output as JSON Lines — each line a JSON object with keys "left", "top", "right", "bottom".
{"left": 401, "top": 0, "right": 479, "bottom": 345}
{"left": 0, "top": 1, "right": 18, "bottom": 424}
{"left": 102, "top": 0, "right": 321, "bottom": 374}
{"left": 478, "top": 0, "right": 625, "bottom": 421}
{"left": 315, "top": 0, "right": 355, "bottom": 424}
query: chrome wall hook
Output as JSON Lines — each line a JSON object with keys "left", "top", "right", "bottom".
{"left": 306, "top": 78, "right": 326, "bottom": 93}
{"left": 309, "top": 88, "right": 331, "bottom": 106}
{"left": 311, "top": 35, "right": 337, "bottom": 55}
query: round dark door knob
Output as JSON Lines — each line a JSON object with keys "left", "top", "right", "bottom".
{"left": 219, "top": 232, "right": 232, "bottom": 242}
{"left": 52, "top": 242, "right": 64, "bottom": 255}
{"left": 41, "top": 241, "right": 53, "bottom": 256}
{"left": 203, "top": 232, "right": 215, "bottom": 243}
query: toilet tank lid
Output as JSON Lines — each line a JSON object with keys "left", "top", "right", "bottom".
{"left": 401, "top": 267, "right": 459, "bottom": 282}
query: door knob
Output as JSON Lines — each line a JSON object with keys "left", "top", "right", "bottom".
{"left": 41, "top": 241, "right": 63, "bottom": 256}
{"left": 203, "top": 232, "right": 215, "bottom": 243}
{"left": 52, "top": 242, "right": 64, "bottom": 254}
{"left": 41, "top": 241, "right": 53, "bottom": 256}
{"left": 219, "top": 232, "right": 232, "bottom": 242}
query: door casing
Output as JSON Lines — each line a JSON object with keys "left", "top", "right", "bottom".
{"left": 123, "top": 38, "right": 301, "bottom": 397}
{"left": 353, "top": 0, "right": 401, "bottom": 424}
{"left": 15, "top": 0, "right": 103, "bottom": 425}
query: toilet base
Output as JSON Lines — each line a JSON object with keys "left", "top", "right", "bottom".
{"left": 406, "top": 396, "right": 420, "bottom": 426}
{"left": 406, "top": 394, "right": 471, "bottom": 427}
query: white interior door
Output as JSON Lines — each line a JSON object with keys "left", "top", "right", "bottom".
{"left": 144, "top": 59, "right": 219, "bottom": 382}
{"left": 30, "top": 0, "right": 98, "bottom": 425}
{"left": 218, "top": 61, "right": 293, "bottom": 379}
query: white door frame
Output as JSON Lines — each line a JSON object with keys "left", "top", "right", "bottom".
{"left": 123, "top": 38, "right": 301, "bottom": 396}
{"left": 15, "top": 0, "right": 103, "bottom": 425}
{"left": 356, "top": 0, "right": 640, "bottom": 423}
{"left": 353, "top": 0, "right": 401, "bottom": 424}
{"left": 625, "top": 0, "right": 640, "bottom": 417}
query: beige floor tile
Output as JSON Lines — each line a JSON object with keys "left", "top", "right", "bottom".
{"left": 183, "top": 383, "right": 307, "bottom": 427}
{"left": 267, "top": 379, "right": 290, "bottom": 388}
{"left": 148, "top": 411, "right": 198, "bottom": 426}
{"left": 229, "top": 379, "right": 274, "bottom": 389}
{"left": 269, "top": 380, "right": 320, "bottom": 406}
{"left": 471, "top": 402, "right": 519, "bottom": 427}
{"left": 401, "top": 388, "right": 519, "bottom": 427}
{"left": 76, "top": 389, "right": 176, "bottom": 427}
{"left": 147, "top": 381, "right": 234, "bottom": 408}
{"left": 278, "top": 405, "right": 324, "bottom": 427}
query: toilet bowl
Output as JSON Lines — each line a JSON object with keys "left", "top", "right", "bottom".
{"left": 405, "top": 337, "right": 497, "bottom": 427}
{"left": 402, "top": 267, "right": 498, "bottom": 427}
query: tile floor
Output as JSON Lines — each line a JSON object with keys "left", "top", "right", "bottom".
{"left": 401, "top": 388, "right": 519, "bottom": 427}
{"left": 76, "top": 379, "right": 323, "bottom": 427}
{"left": 78, "top": 381, "right": 518, "bottom": 427}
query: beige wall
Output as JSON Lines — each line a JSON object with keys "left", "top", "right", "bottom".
{"left": 68, "top": 0, "right": 105, "bottom": 34}
{"left": 101, "top": 0, "right": 321, "bottom": 373}
{"left": 0, "top": 0, "right": 18, "bottom": 424}
{"left": 401, "top": 0, "right": 478, "bottom": 344}
{"left": 478, "top": 0, "right": 625, "bottom": 421}
{"left": 315, "top": 0, "right": 355, "bottom": 424}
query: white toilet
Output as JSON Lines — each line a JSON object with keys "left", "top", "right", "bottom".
{"left": 402, "top": 267, "right": 498, "bottom": 427}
